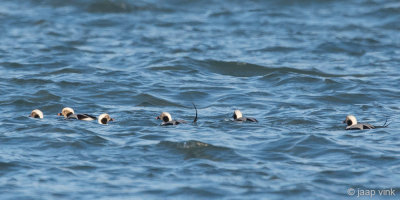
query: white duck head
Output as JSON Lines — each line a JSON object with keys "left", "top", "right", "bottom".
{"left": 98, "top": 113, "right": 114, "bottom": 125}
{"left": 233, "top": 110, "right": 243, "bottom": 120}
{"left": 30, "top": 109, "right": 43, "bottom": 119}
{"left": 156, "top": 112, "right": 172, "bottom": 122}
{"left": 58, "top": 107, "right": 75, "bottom": 118}
{"left": 343, "top": 115, "right": 357, "bottom": 126}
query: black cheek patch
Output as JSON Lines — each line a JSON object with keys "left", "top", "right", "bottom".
{"left": 101, "top": 118, "right": 108, "bottom": 124}
{"left": 163, "top": 116, "right": 169, "bottom": 122}
{"left": 33, "top": 114, "right": 39, "bottom": 118}
{"left": 233, "top": 113, "right": 237, "bottom": 119}
{"left": 347, "top": 120, "right": 352, "bottom": 126}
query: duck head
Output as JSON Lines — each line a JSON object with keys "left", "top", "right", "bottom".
{"left": 343, "top": 115, "right": 357, "bottom": 126}
{"left": 58, "top": 107, "right": 74, "bottom": 118}
{"left": 156, "top": 112, "right": 172, "bottom": 122}
{"left": 30, "top": 109, "right": 43, "bottom": 119}
{"left": 233, "top": 110, "right": 242, "bottom": 120}
{"left": 98, "top": 113, "right": 114, "bottom": 125}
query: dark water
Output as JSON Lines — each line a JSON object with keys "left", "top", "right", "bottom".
{"left": 1, "top": 0, "right": 400, "bottom": 199}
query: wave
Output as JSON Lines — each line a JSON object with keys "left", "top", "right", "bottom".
{"left": 182, "top": 59, "right": 370, "bottom": 78}
{"left": 135, "top": 93, "right": 183, "bottom": 107}
{"left": 158, "top": 140, "right": 243, "bottom": 162}
{"left": 313, "top": 41, "right": 366, "bottom": 56}
{"left": 28, "top": 0, "right": 173, "bottom": 13}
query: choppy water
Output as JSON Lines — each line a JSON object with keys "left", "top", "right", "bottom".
{"left": 1, "top": 0, "right": 400, "bottom": 199}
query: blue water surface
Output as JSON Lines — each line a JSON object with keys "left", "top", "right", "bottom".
{"left": 0, "top": 0, "right": 400, "bottom": 199}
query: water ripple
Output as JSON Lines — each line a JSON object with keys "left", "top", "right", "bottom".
{"left": 1, "top": 0, "right": 400, "bottom": 199}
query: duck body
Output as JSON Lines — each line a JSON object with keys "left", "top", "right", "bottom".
{"left": 161, "top": 120, "right": 187, "bottom": 126}
{"left": 67, "top": 113, "right": 97, "bottom": 121}
{"left": 235, "top": 116, "right": 258, "bottom": 122}
{"left": 345, "top": 123, "right": 375, "bottom": 130}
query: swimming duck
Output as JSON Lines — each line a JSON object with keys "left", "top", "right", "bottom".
{"left": 156, "top": 103, "right": 198, "bottom": 126}
{"left": 98, "top": 113, "right": 114, "bottom": 125}
{"left": 232, "top": 110, "right": 257, "bottom": 122}
{"left": 29, "top": 109, "right": 43, "bottom": 119}
{"left": 57, "top": 107, "right": 97, "bottom": 121}
{"left": 343, "top": 115, "right": 389, "bottom": 130}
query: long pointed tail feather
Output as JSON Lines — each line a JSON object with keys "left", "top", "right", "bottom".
{"left": 375, "top": 117, "right": 390, "bottom": 128}
{"left": 382, "top": 117, "right": 390, "bottom": 127}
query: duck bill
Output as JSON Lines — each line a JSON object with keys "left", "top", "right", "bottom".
{"left": 57, "top": 113, "right": 62, "bottom": 116}
{"left": 110, "top": 118, "right": 115, "bottom": 121}
{"left": 156, "top": 116, "right": 160, "bottom": 120}
{"left": 342, "top": 120, "right": 346, "bottom": 124}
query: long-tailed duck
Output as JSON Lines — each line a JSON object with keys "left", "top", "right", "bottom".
{"left": 343, "top": 115, "right": 389, "bottom": 130}
{"left": 156, "top": 103, "right": 198, "bottom": 126}
{"left": 232, "top": 110, "right": 257, "bottom": 122}
{"left": 57, "top": 107, "right": 96, "bottom": 121}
